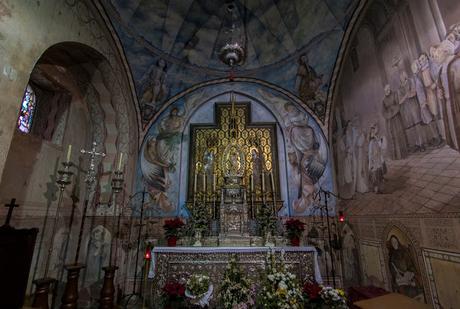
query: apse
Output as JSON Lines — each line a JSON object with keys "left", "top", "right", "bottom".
{"left": 2, "top": 0, "right": 460, "bottom": 308}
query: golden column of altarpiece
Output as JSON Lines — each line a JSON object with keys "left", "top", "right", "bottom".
{"left": 187, "top": 99, "right": 282, "bottom": 236}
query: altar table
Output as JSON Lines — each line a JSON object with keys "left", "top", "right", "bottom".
{"left": 150, "top": 246, "right": 322, "bottom": 301}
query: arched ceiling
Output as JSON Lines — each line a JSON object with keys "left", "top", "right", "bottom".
{"left": 101, "top": 0, "right": 360, "bottom": 125}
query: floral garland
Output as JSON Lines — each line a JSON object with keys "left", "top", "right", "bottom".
{"left": 219, "top": 255, "right": 255, "bottom": 309}
{"left": 258, "top": 251, "right": 303, "bottom": 309}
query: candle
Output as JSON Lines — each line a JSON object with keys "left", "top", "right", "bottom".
{"left": 194, "top": 171, "right": 198, "bottom": 193}
{"left": 270, "top": 172, "right": 275, "bottom": 193}
{"left": 117, "top": 153, "right": 123, "bottom": 171}
{"left": 250, "top": 174, "right": 254, "bottom": 192}
{"left": 203, "top": 173, "right": 206, "bottom": 194}
{"left": 213, "top": 174, "right": 216, "bottom": 192}
{"left": 66, "top": 144, "right": 72, "bottom": 163}
{"left": 261, "top": 171, "right": 265, "bottom": 192}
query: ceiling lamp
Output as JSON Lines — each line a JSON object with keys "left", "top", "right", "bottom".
{"left": 219, "top": 1, "right": 247, "bottom": 67}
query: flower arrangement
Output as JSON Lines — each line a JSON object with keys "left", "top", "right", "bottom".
{"left": 284, "top": 218, "right": 306, "bottom": 246}
{"left": 258, "top": 251, "right": 303, "bottom": 309}
{"left": 161, "top": 280, "right": 186, "bottom": 308}
{"left": 219, "top": 255, "right": 255, "bottom": 309}
{"left": 163, "top": 218, "right": 185, "bottom": 246}
{"left": 303, "top": 281, "right": 348, "bottom": 309}
{"left": 257, "top": 204, "right": 277, "bottom": 237}
{"left": 185, "top": 274, "right": 213, "bottom": 307}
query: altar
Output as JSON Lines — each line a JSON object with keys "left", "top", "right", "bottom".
{"left": 150, "top": 246, "right": 322, "bottom": 303}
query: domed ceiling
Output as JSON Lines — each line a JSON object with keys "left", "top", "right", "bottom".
{"left": 101, "top": 0, "right": 359, "bottom": 125}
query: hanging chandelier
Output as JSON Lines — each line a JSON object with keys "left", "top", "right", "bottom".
{"left": 219, "top": 1, "right": 247, "bottom": 67}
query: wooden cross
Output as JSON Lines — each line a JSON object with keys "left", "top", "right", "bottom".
{"left": 4, "top": 198, "right": 19, "bottom": 226}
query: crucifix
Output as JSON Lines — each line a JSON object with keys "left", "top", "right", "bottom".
{"left": 3, "top": 198, "right": 19, "bottom": 227}
{"left": 60, "top": 141, "right": 105, "bottom": 309}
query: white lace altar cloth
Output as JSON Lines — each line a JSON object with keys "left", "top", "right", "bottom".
{"left": 149, "top": 246, "right": 322, "bottom": 289}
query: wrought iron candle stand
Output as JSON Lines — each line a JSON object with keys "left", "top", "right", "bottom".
{"left": 33, "top": 161, "right": 73, "bottom": 309}
{"left": 61, "top": 142, "right": 105, "bottom": 309}
{"left": 312, "top": 188, "right": 339, "bottom": 288}
{"left": 99, "top": 170, "right": 124, "bottom": 309}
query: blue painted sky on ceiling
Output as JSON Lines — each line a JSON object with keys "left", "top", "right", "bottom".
{"left": 101, "top": 0, "right": 359, "bottom": 124}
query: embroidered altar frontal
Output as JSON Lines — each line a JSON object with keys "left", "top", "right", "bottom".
{"left": 151, "top": 246, "right": 322, "bottom": 300}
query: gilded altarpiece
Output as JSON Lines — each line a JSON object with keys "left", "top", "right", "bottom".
{"left": 187, "top": 102, "right": 280, "bottom": 200}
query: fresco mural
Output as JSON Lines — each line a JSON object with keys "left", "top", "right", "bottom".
{"left": 341, "top": 224, "right": 361, "bottom": 287}
{"left": 101, "top": 0, "right": 359, "bottom": 123}
{"left": 137, "top": 82, "right": 333, "bottom": 218}
{"left": 333, "top": 0, "right": 460, "bottom": 209}
{"left": 386, "top": 229, "right": 425, "bottom": 301}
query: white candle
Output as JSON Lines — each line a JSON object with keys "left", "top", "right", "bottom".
{"left": 66, "top": 144, "right": 72, "bottom": 163}
{"left": 194, "top": 171, "right": 198, "bottom": 193}
{"left": 250, "top": 174, "right": 254, "bottom": 192}
{"left": 117, "top": 153, "right": 123, "bottom": 171}
{"left": 203, "top": 173, "right": 206, "bottom": 193}
{"left": 261, "top": 171, "right": 265, "bottom": 192}
{"left": 213, "top": 174, "right": 216, "bottom": 192}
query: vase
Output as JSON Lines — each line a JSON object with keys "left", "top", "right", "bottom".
{"left": 167, "top": 236, "right": 177, "bottom": 247}
{"left": 290, "top": 236, "right": 300, "bottom": 246}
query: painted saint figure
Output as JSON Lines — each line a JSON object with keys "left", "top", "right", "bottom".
{"left": 387, "top": 235, "right": 424, "bottom": 301}
{"left": 295, "top": 54, "right": 323, "bottom": 102}
{"left": 284, "top": 103, "right": 326, "bottom": 213}
{"left": 143, "top": 107, "right": 184, "bottom": 213}
{"left": 382, "top": 84, "right": 408, "bottom": 160}
{"left": 368, "top": 124, "right": 386, "bottom": 193}
{"left": 140, "top": 58, "right": 169, "bottom": 121}
{"left": 398, "top": 71, "right": 425, "bottom": 151}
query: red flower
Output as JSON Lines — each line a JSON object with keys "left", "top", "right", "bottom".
{"left": 162, "top": 281, "right": 186, "bottom": 298}
{"left": 284, "top": 218, "right": 306, "bottom": 238}
{"left": 303, "top": 282, "right": 322, "bottom": 300}
{"left": 163, "top": 218, "right": 185, "bottom": 238}
{"left": 163, "top": 218, "right": 185, "bottom": 230}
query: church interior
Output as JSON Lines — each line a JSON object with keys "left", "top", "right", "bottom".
{"left": 1, "top": 0, "right": 460, "bottom": 308}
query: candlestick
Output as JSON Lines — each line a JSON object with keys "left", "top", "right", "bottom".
{"left": 117, "top": 152, "right": 123, "bottom": 171}
{"left": 270, "top": 172, "right": 275, "bottom": 193}
{"left": 270, "top": 172, "right": 276, "bottom": 216}
{"left": 66, "top": 144, "right": 72, "bottom": 163}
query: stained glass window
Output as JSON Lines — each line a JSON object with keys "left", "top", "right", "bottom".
{"left": 17, "top": 84, "right": 36, "bottom": 133}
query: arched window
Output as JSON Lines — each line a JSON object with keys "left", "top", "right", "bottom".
{"left": 17, "top": 84, "right": 36, "bottom": 133}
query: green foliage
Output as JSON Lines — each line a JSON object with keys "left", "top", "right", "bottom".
{"left": 257, "top": 251, "right": 303, "bottom": 309}
{"left": 219, "top": 255, "right": 255, "bottom": 309}
{"left": 257, "top": 204, "right": 277, "bottom": 236}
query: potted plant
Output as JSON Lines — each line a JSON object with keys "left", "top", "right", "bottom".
{"left": 163, "top": 218, "right": 185, "bottom": 246}
{"left": 185, "top": 274, "right": 213, "bottom": 308}
{"left": 284, "top": 218, "right": 306, "bottom": 246}
{"left": 162, "top": 280, "right": 186, "bottom": 309}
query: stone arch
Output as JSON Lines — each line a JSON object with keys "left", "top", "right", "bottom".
{"left": 0, "top": 41, "right": 138, "bottom": 298}
{"left": 137, "top": 81, "right": 333, "bottom": 218}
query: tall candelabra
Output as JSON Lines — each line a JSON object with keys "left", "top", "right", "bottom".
{"left": 32, "top": 161, "right": 73, "bottom": 309}
{"left": 312, "top": 188, "right": 339, "bottom": 288}
{"left": 99, "top": 168, "right": 124, "bottom": 309}
{"left": 61, "top": 142, "right": 105, "bottom": 309}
